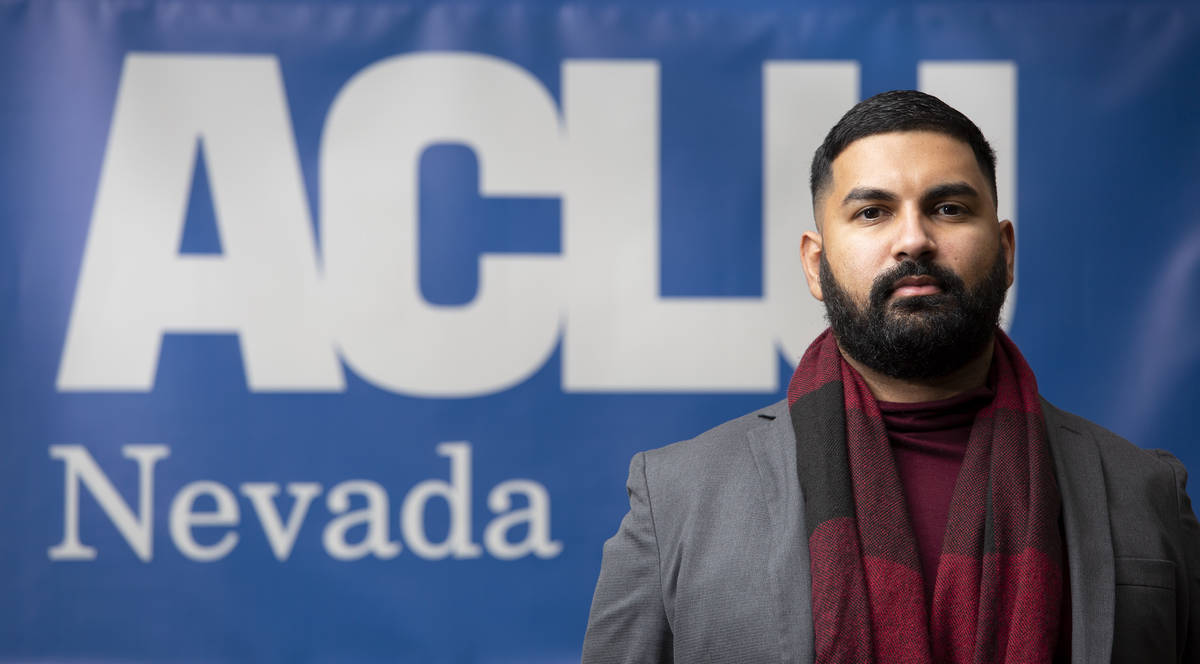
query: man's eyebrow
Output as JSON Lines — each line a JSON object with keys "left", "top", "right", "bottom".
{"left": 841, "top": 187, "right": 897, "bottom": 206}
{"left": 922, "top": 182, "right": 981, "bottom": 202}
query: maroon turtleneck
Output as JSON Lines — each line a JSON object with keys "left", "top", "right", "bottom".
{"left": 876, "top": 378, "right": 1070, "bottom": 660}
{"left": 877, "top": 386, "right": 994, "bottom": 606}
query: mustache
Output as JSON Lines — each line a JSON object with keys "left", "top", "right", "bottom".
{"left": 868, "top": 260, "right": 966, "bottom": 307}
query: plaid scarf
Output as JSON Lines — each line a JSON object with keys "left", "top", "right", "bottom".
{"left": 787, "top": 328, "right": 1063, "bottom": 663}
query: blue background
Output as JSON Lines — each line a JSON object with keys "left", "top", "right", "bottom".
{"left": 2, "top": 0, "right": 1199, "bottom": 661}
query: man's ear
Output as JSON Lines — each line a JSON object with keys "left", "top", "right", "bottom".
{"left": 999, "top": 219, "right": 1015, "bottom": 287}
{"left": 800, "top": 230, "right": 825, "bottom": 301}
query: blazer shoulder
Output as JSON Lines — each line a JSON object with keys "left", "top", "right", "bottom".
{"left": 1043, "top": 396, "right": 1150, "bottom": 454}
{"left": 636, "top": 400, "right": 788, "bottom": 495}
{"left": 644, "top": 399, "right": 787, "bottom": 466}
{"left": 1041, "top": 396, "right": 1180, "bottom": 479}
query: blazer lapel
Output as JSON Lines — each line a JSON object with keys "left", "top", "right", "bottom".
{"left": 746, "top": 400, "right": 816, "bottom": 663}
{"left": 1043, "top": 399, "right": 1116, "bottom": 664}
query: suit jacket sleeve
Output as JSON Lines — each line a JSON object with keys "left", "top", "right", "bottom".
{"left": 582, "top": 452, "right": 672, "bottom": 664}
{"left": 1156, "top": 451, "right": 1200, "bottom": 660}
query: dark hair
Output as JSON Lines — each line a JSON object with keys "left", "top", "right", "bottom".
{"left": 809, "top": 90, "right": 997, "bottom": 206}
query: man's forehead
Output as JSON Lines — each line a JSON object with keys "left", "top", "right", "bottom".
{"left": 828, "top": 130, "right": 986, "bottom": 196}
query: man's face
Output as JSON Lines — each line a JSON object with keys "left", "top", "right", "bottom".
{"left": 801, "top": 130, "right": 1015, "bottom": 380}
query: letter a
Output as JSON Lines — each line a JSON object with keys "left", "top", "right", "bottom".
{"left": 58, "top": 54, "right": 342, "bottom": 392}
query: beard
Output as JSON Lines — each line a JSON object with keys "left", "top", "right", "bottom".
{"left": 819, "top": 248, "right": 1009, "bottom": 381}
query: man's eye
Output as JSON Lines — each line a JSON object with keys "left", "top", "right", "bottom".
{"left": 936, "top": 203, "right": 966, "bottom": 216}
{"left": 860, "top": 207, "right": 883, "bottom": 220}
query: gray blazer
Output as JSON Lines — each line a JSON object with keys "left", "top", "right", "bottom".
{"left": 582, "top": 399, "right": 1200, "bottom": 663}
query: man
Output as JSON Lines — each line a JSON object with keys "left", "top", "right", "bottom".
{"left": 582, "top": 90, "right": 1200, "bottom": 663}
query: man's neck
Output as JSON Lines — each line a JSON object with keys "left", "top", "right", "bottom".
{"left": 838, "top": 338, "right": 995, "bottom": 404}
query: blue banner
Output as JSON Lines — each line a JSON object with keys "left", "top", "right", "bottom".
{"left": 2, "top": 0, "right": 1199, "bottom": 661}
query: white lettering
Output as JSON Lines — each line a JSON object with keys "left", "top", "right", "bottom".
{"left": 483, "top": 479, "right": 562, "bottom": 560}
{"left": 50, "top": 442, "right": 556, "bottom": 563}
{"left": 400, "top": 442, "right": 483, "bottom": 560}
{"left": 60, "top": 54, "right": 1017, "bottom": 396}
{"left": 240, "top": 482, "right": 323, "bottom": 561}
{"left": 169, "top": 480, "right": 240, "bottom": 562}
{"left": 561, "top": 61, "right": 773, "bottom": 391}
{"left": 323, "top": 480, "right": 401, "bottom": 561}
{"left": 57, "top": 54, "right": 342, "bottom": 392}
{"left": 321, "top": 53, "right": 563, "bottom": 397}
{"left": 49, "top": 444, "right": 169, "bottom": 562}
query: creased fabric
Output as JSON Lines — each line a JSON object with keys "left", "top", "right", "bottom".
{"left": 788, "top": 327, "right": 1063, "bottom": 663}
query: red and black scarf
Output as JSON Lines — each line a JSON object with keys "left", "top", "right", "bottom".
{"left": 787, "top": 328, "right": 1063, "bottom": 663}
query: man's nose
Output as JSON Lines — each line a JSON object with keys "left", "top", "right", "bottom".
{"left": 891, "top": 205, "right": 937, "bottom": 261}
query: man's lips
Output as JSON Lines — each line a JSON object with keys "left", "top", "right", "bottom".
{"left": 890, "top": 275, "right": 942, "bottom": 297}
